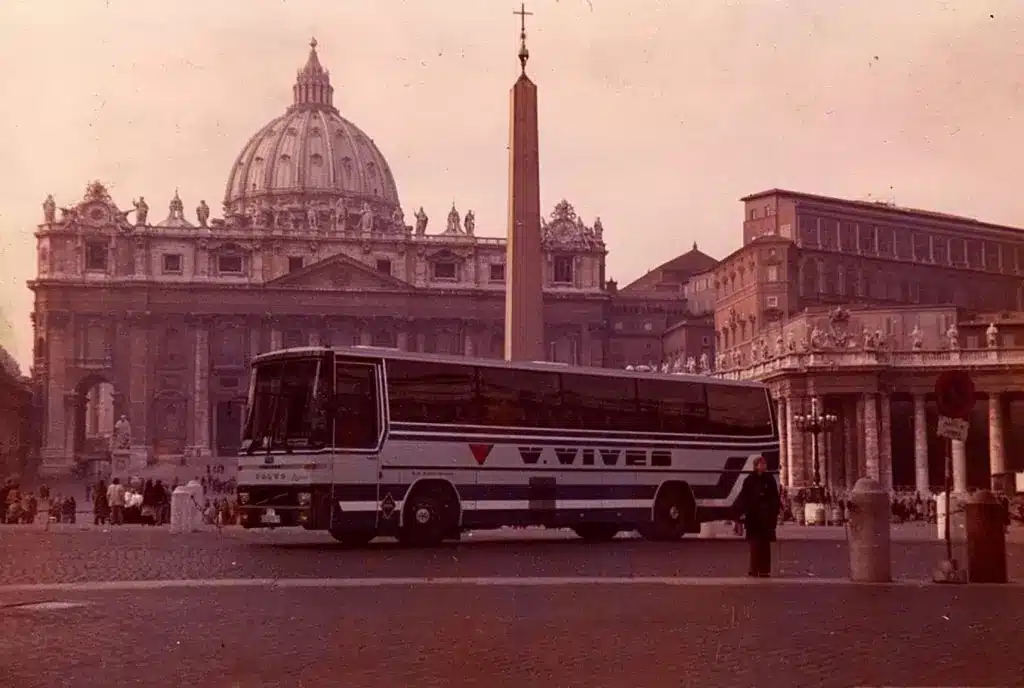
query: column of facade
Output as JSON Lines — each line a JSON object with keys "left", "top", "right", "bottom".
{"left": 249, "top": 320, "right": 263, "bottom": 359}
{"left": 191, "top": 319, "right": 211, "bottom": 458}
{"left": 41, "top": 312, "right": 73, "bottom": 472}
{"left": 878, "top": 393, "right": 893, "bottom": 492}
{"left": 912, "top": 394, "right": 929, "bottom": 495}
{"left": 580, "top": 324, "right": 592, "bottom": 366}
{"left": 415, "top": 330, "right": 426, "bottom": 353}
{"left": 396, "top": 318, "right": 410, "bottom": 352}
{"left": 463, "top": 321, "right": 476, "bottom": 357}
{"left": 269, "top": 316, "right": 283, "bottom": 351}
{"left": 863, "top": 393, "right": 879, "bottom": 482}
{"left": 127, "top": 312, "right": 152, "bottom": 468}
{"left": 989, "top": 393, "right": 1006, "bottom": 484}
{"left": 777, "top": 397, "right": 789, "bottom": 487}
{"left": 952, "top": 440, "right": 968, "bottom": 494}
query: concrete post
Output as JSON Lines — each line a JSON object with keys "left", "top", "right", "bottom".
{"left": 847, "top": 477, "right": 891, "bottom": 583}
{"left": 965, "top": 490, "right": 1008, "bottom": 584}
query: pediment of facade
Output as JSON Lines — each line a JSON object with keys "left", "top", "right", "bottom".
{"left": 266, "top": 252, "right": 414, "bottom": 291}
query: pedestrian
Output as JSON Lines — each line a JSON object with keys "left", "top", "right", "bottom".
{"left": 93, "top": 479, "right": 110, "bottom": 525}
{"left": 106, "top": 478, "right": 126, "bottom": 526}
{"left": 737, "top": 456, "right": 781, "bottom": 578}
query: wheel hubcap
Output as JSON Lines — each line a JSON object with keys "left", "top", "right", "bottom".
{"left": 415, "top": 506, "right": 432, "bottom": 525}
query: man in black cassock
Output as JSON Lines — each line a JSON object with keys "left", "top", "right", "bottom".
{"left": 737, "top": 456, "right": 781, "bottom": 577}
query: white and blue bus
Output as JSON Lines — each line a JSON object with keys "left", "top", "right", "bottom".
{"left": 236, "top": 346, "right": 779, "bottom": 546}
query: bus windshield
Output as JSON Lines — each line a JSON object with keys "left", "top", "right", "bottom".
{"left": 241, "top": 355, "right": 331, "bottom": 453}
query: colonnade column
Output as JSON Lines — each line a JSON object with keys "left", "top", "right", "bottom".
{"left": 863, "top": 393, "right": 879, "bottom": 482}
{"left": 777, "top": 397, "right": 789, "bottom": 488}
{"left": 785, "top": 396, "right": 799, "bottom": 487}
{"left": 952, "top": 440, "right": 967, "bottom": 494}
{"left": 912, "top": 394, "right": 929, "bottom": 495}
{"left": 878, "top": 393, "right": 893, "bottom": 492}
{"left": 989, "top": 393, "right": 1006, "bottom": 486}
{"left": 842, "top": 400, "right": 857, "bottom": 490}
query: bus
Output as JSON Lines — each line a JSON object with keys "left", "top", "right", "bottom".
{"left": 236, "top": 346, "right": 779, "bottom": 546}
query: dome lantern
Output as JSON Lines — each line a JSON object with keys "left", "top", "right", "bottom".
{"left": 291, "top": 37, "right": 335, "bottom": 112}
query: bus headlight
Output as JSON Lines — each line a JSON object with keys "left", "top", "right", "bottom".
{"left": 298, "top": 492, "right": 312, "bottom": 506}
{"left": 238, "top": 492, "right": 250, "bottom": 505}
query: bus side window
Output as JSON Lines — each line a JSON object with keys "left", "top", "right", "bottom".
{"left": 478, "top": 367, "right": 558, "bottom": 428}
{"left": 636, "top": 378, "right": 709, "bottom": 435}
{"left": 334, "top": 363, "right": 380, "bottom": 449}
{"left": 560, "top": 374, "right": 639, "bottom": 433}
{"left": 705, "top": 385, "right": 773, "bottom": 436}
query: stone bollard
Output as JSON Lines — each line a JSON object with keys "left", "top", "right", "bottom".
{"left": 847, "top": 478, "right": 891, "bottom": 582}
{"left": 965, "top": 490, "right": 1008, "bottom": 584}
{"left": 169, "top": 486, "right": 192, "bottom": 533}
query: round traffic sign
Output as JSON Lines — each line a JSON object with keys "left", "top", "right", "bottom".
{"left": 934, "top": 370, "right": 976, "bottom": 420}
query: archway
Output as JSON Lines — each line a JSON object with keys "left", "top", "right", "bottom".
{"left": 73, "top": 375, "right": 121, "bottom": 474}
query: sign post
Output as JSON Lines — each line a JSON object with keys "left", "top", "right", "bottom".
{"left": 932, "top": 370, "right": 975, "bottom": 584}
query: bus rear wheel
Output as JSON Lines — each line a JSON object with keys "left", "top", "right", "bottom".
{"left": 398, "top": 485, "right": 457, "bottom": 547}
{"left": 572, "top": 523, "right": 620, "bottom": 543}
{"left": 640, "top": 485, "right": 694, "bottom": 542}
{"left": 329, "top": 528, "right": 376, "bottom": 547}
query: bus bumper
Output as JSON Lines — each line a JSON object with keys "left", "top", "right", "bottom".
{"left": 236, "top": 485, "right": 319, "bottom": 529}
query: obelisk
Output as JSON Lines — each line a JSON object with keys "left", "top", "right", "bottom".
{"left": 504, "top": 3, "right": 545, "bottom": 362}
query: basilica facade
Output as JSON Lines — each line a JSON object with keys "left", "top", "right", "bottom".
{"left": 28, "top": 41, "right": 697, "bottom": 476}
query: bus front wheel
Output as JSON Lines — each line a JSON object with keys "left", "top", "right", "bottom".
{"left": 640, "top": 485, "right": 694, "bottom": 542}
{"left": 399, "top": 484, "right": 457, "bottom": 547}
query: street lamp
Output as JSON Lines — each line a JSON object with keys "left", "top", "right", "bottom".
{"left": 793, "top": 396, "right": 839, "bottom": 505}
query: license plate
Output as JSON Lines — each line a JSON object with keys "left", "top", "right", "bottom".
{"left": 261, "top": 509, "right": 281, "bottom": 525}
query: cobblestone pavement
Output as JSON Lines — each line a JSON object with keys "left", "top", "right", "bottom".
{"left": 2, "top": 582, "right": 1021, "bottom": 688}
{"left": 1, "top": 525, "right": 1022, "bottom": 586}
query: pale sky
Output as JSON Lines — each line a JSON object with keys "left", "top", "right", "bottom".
{"left": 2, "top": 0, "right": 1022, "bottom": 370}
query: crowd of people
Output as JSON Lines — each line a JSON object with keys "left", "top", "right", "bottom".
{"left": 778, "top": 486, "right": 1024, "bottom": 526}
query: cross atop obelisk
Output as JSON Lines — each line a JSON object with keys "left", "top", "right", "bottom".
{"left": 504, "top": 2, "right": 544, "bottom": 362}
{"left": 514, "top": 2, "right": 533, "bottom": 73}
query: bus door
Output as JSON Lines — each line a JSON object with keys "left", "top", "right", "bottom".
{"left": 331, "top": 359, "right": 385, "bottom": 529}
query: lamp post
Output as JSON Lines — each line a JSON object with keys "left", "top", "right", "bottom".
{"left": 793, "top": 397, "right": 839, "bottom": 508}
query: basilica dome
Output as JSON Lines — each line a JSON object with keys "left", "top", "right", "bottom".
{"left": 223, "top": 39, "right": 401, "bottom": 217}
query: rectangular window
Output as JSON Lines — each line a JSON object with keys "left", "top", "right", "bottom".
{"left": 933, "top": 237, "right": 948, "bottom": 265}
{"left": 432, "top": 262, "right": 457, "bottom": 280}
{"left": 478, "top": 366, "right": 560, "bottom": 428}
{"left": 333, "top": 362, "right": 380, "bottom": 449}
{"left": 765, "top": 295, "right": 779, "bottom": 308}
{"left": 376, "top": 259, "right": 392, "bottom": 275}
{"left": 560, "top": 373, "right": 639, "bottom": 432}
{"left": 489, "top": 263, "right": 506, "bottom": 282}
{"left": 386, "top": 359, "right": 477, "bottom": 425}
{"left": 218, "top": 255, "right": 243, "bottom": 274}
{"left": 636, "top": 378, "right": 709, "bottom": 434}
{"left": 241, "top": 356, "right": 330, "bottom": 452}
{"left": 553, "top": 256, "right": 574, "bottom": 284}
{"left": 858, "top": 224, "right": 875, "bottom": 254}
{"left": 85, "top": 242, "right": 108, "bottom": 271}
{"left": 765, "top": 266, "right": 779, "bottom": 282}
{"left": 705, "top": 385, "right": 774, "bottom": 436}
{"left": 288, "top": 256, "right": 304, "bottom": 273}
{"left": 912, "top": 234, "right": 930, "bottom": 262}
{"left": 162, "top": 253, "right": 183, "bottom": 274}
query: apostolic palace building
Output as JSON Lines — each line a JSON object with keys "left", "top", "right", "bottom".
{"left": 26, "top": 40, "right": 1024, "bottom": 495}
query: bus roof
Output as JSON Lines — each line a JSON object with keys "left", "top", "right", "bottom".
{"left": 251, "top": 346, "right": 768, "bottom": 390}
